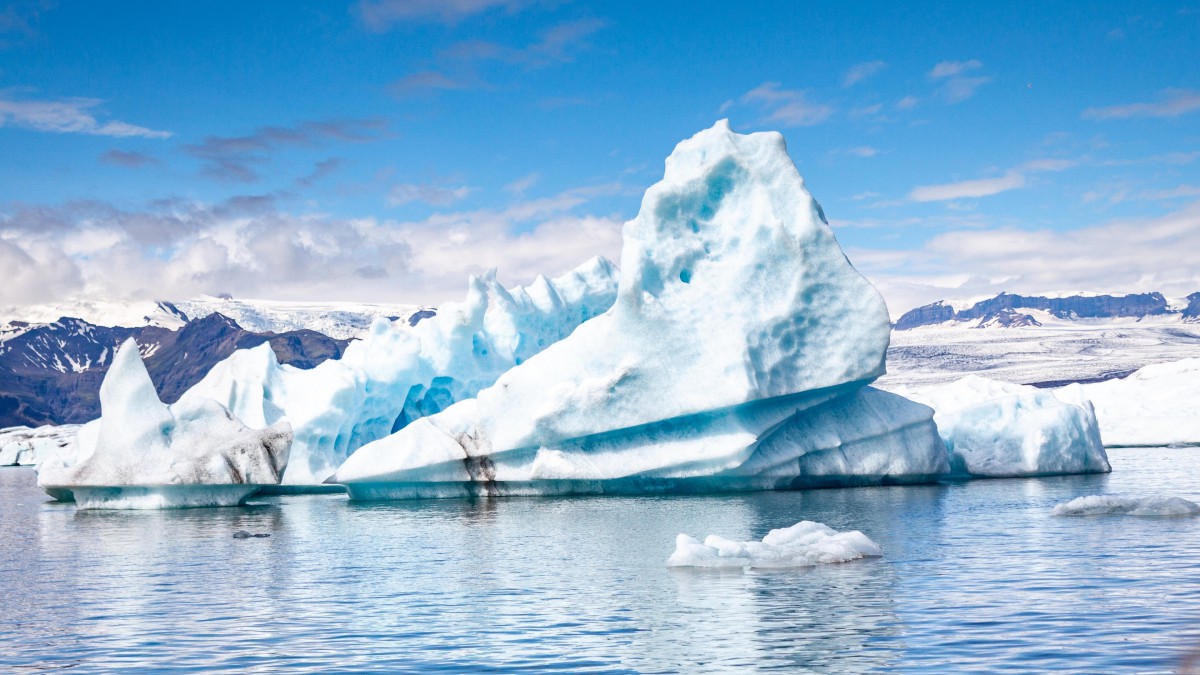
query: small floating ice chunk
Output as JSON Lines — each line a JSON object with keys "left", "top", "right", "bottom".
{"left": 1052, "top": 495, "right": 1200, "bottom": 517}
{"left": 666, "top": 521, "right": 882, "bottom": 569}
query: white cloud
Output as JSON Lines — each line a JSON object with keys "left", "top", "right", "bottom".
{"left": 741, "top": 82, "right": 834, "bottom": 127}
{"left": 895, "top": 95, "right": 918, "bottom": 110}
{"left": 1020, "top": 158, "right": 1077, "bottom": 172}
{"left": 929, "top": 60, "right": 990, "bottom": 103}
{"left": 389, "top": 71, "right": 474, "bottom": 97}
{"left": 909, "top": 171, "right": 1026, "bottom": 202}
{"left": 843, "top": 60, "right": 886, "bottom": 87}
{"left": 356, "top": 0, "right": 538, "bottom": 29}
{"left": 1138, "top": 185, "right": 1200, "bottom": 200}
{"left": 839, "top": 146, "right": 878, "bottom": 158}
{"left": 504, "top": 172, "right": 540, "bottom": 194}
{"left": 1083, "top": 89, "right": 1200, "bottom": 120}
{"left": 387, "top": 182, "right": 473, "bottom": 207}
{"left": 0, "top": 96, "right": 171, "bottom": 139}
{"left": 909, "top": 158, "right": 1077, "bottom": 202}
{"left": 930, "top": 60, "right": 981, "bottom": 78}
{"left": 849, "top": 103, "right": 883, "bottom": 117}
{"left": 0, "top": 183, "right": 626, "bottom": 307}
{"left": 851, "top": 201, "right": 1200, "bottom": 316}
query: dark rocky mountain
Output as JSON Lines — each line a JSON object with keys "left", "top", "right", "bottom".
{"left": 975, "top": 308, "right": 1043, "bottom": 329}
{"left": 896, "top": 291, "right": 1197, "bottom": 330}
{"left": 1184, "top": 293, "right": 1200, "bottom": 322}
{"left": 0, "top": 313, "right": 349, "bottom": 427}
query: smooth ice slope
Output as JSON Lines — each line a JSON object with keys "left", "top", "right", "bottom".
{"left": 897, "top": 376, "right": 1110, "bottom": 477}
{"left": 666, "top": 521, "right": 882, "bottom": 569}
{"left": 1053, "top": 495, "right": 1200, "bottom": 517}
{"left": 37, "top": 339, "right": 291, "bottom": 506}
{"left": 334, "top": 121, "right": 920, "bottom": 496}
{"left": 178, "top": 257, "right": 618, "bottom": 484}
{"left": 1064, "top": 358, "right": 1200, "bottom": 447}
{"left": 332, "top": 387, "right": 947, "bottom": 499}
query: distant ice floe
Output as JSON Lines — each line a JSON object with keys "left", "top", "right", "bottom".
{"left": 1053, "top": 495, "right": 1200, "bottom": 517}
{"left": 0, "top": 424, "right": 80, "bottom": 466}
{"left": 666, "top": 521, "right": 882, "bottom": 569}
{"left": 1063, "top": 358, "right": 1200, "bottom": 447}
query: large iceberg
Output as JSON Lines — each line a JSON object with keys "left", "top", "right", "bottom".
{"left": 333, "top": 121, "right": 949, "bottom": 498}
{"left": 1063, "top": 358, "right": 1200, "bottom": 447}
{"left": 178, "top": 258, "right": 618, "bottom": 484}
{"left": 895, "top": 376, "right": 1110, "bottom": 477}
{"left": 667, "top": 521, "right": 882, "bottom": 569}
{"left": 37, "top": 339, "right": 292, "bottom": 508}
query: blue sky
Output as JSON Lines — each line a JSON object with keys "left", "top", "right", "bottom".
{"left": 1, "top": 0, "right": 1197, "bottom": 314}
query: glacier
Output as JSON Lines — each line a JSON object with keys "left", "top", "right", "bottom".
{"left": 1053, "top": 495, "right": 1200, "bottom": 517}
{"left": 333, "top": 120, "right": 952, "bottom": 497}
{"left": 177, "top": 257, "right": 619, "bottom": 484}
{"left": 36, "top": 339, "right": 292, "bottom": 508}
{"left": 895, "top": 376, "right": 1110, "bottom": 477}
{"left": 666, "top": 521, "right": 882, "bottom": 569}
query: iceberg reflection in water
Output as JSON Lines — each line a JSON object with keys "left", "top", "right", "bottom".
{"left": 5, "top": 447, "right": 1200, "bottom": 672}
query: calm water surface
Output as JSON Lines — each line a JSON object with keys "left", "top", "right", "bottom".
{"left": 3, "top": 447, "right": 1200, "bottom": 673}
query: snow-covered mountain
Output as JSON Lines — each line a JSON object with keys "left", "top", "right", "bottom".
{"left": 894, "top": 291, "right": 1200, "bottom": 330}
{"left": 0, "top": 296, "right": 430, "bottom": 340}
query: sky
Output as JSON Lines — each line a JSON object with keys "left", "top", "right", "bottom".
{"left": 0, "top": 0, "right": 1198, "bottom": 317}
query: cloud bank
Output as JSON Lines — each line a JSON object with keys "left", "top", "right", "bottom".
{"left": 0, "top": 187, "right": 624, "bottom": 308}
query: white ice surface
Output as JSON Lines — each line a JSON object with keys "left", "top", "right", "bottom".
{"left": 1052, "top": 495, "right": 1200, "bottom": 517}
{"left": 881, "top": 322, "right": 1200, "bottom": 391}
{"left": 36, "top": 339, "right": 291, "bottom": 494}
{"left": 666, "top": 521, "right": 882, "bottom": 569}
{"left": 179, "top": 257, "right": 619, "bottom": 484}
{"left": 0, "top": 424, "right": 80, "bottom": 466}
{"left": 1064, "top": 358, "right": 1200, "bottom": 447}
{"left": 895, "top": 376, "right": 1110, "bottom": 477}
{"left": 336, "top": 121, "right": 901, "bottom": 492}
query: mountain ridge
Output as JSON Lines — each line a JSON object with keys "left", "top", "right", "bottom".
{"left": 895, "top": 291, "right": 1200, "bottom": 330}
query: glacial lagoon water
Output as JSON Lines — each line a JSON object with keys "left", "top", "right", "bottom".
{"left": 3, "top": 447, "right": 1200, "bottom": 673}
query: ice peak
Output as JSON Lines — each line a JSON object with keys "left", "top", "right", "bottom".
{"left": 100, "top": 338, "right": 167, "bottom": 424}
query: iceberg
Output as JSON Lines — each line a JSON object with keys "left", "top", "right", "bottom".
{"left": 1052, "top": 495, "right": 1200, "bottom": 517}
{"left": 333, "top": 121, "right": 949, "bottom": 497}
{"left": 1062, "top": 358, "right": 1200, "bottom": 447}
{"left": 36, "top": 339, "right": 292, "bottom": 508}
{"left": 895, "top": 376, "right": 1110, "bottom": 477}
{"left": 178, "top": 257, "right": 619, "bottom": 484}
{"left": 0, "top": 424, "right": 80, "bottom": 466}
{"left": 666, "top": 521, "right": 882, "bottom": 569}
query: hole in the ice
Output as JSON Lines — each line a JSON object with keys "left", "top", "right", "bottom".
{"left": 679, "top": 268, "right": 692, "bottom": 284}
